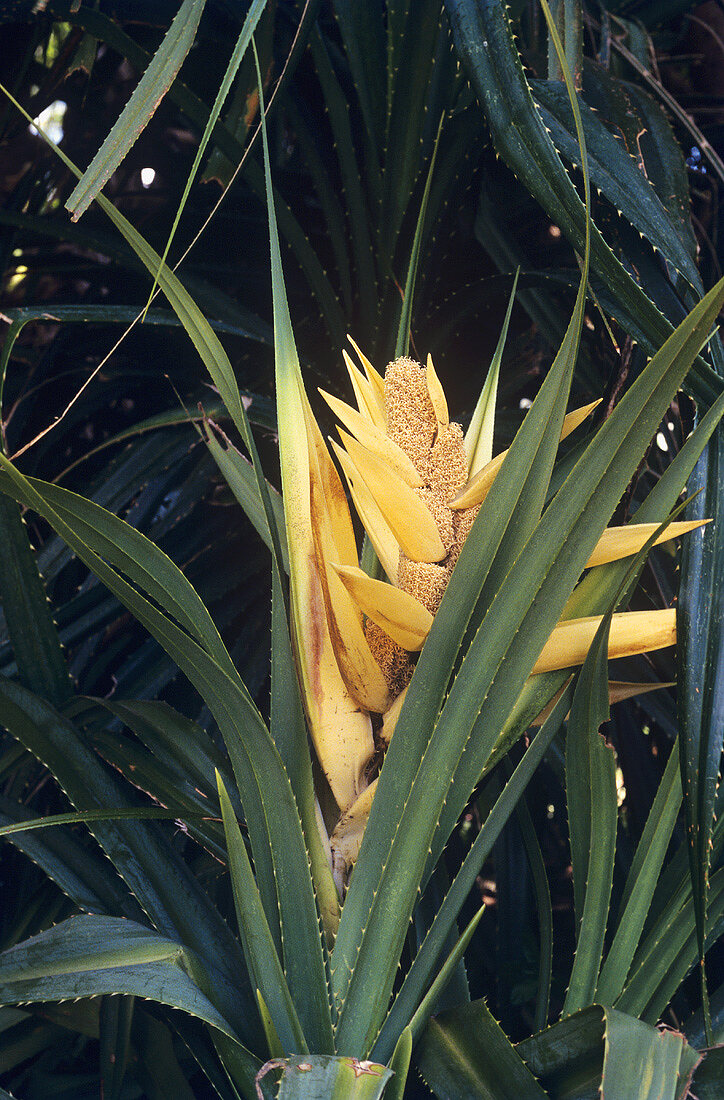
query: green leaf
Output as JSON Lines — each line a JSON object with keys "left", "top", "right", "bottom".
{"left": 0, "top": 806, "right": 197, "bottom": 838}
{"left": 0, "top": 915, "right": 243, "bottom": 1046}
{"left": 258, "top": 1055, "right": 393, "bottom": 1099}
{"left": 381, "top": 3, "right": 443, "bottom": 263}
{"left": 617, "top": 866, "right": 724, "bottom": 1024}
{"left": 565, "top": 501, "right": 694, "bottom": 1016}
{"left": 307, "top": 24, "right": 378, "bottom": 326}
{"left": 529, "top": 77, "right": 702, "bottom": 295}
{"left": 416, "top": 999, "right": 548, "bottom": 1100}
{"left": 465, "top": 268, "right": 519, "bottom": 475}
{"left": 0, "top": 496, "right": 70, "bottom": 706}
{"left": 142, "top": 0, "right": 268, "bottom": 309}
{"left": 514, "top": 781, "right": 553, "bottom": 1033}
{"left": 336, "top": 274, "right": 724, "bottom": 1054}
{"left": 333, "top": 8, "right": 594, "bottom": 1045}
{"left": 131, "top": 1012, "right": 197, "bottom": 1100}
{"left": 216, "top": 772, "right": 308, "bottom": 1056}
{"left": 385, "top": 1027, "right": 413, "bottom": 1100}
{"left": 99, "top": 995, "right": 134, "bottom": 1100}
{"left": 0, "top": 795, "right": 142, "bottom": 920}
{"left": 394, "top": 114, "right": 443, "bottom": 359}
{"left": 373, "top": 684, "right": 573, "bottom": 1063}
{"left": 4, "top": 83, "right": 285, "bottom": 591}
{"left": 443, "top": 0, "right": 722, "bottom": 408}
{"left": 66, "top": 0, "right": 208, "bottom": 220}
{"left": 596, "top": 740, "right": 682, "bottom": 1006}
{"left": 203, "top": 423, "right": 288, "bottom": 572}
{"left": 600, "top": 1008, "right": 700, "bottom": 1100}
{"left": 518, "top": 1005, "right": 700, "bottom": 1100}
{"left": 678, "top": 428, "right": 724, "bottom": 1040}
{"left": 0, "top": 458, "right": 333, "bottom": 1057}
{"left": 563, "top": 607, "right": 617, "bottom": 1016}
{"left": 0, "top": 675, "right": 259, "bottom": 1050}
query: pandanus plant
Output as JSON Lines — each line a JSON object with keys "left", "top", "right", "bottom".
{"left": 289, "top": 341, "right": 703, "bottom": 887}
{"left": 1, "top": 9, "right": 724, "bottom": 1098}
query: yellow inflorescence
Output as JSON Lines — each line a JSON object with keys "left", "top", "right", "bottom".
{"left": 312, "top": 344, "right": 702, "bottom": 885}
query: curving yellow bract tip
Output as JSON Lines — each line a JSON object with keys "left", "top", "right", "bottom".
{"left": 585, "top": 519, "right": 710, "bottom": 570}
{"left": 426, "top": 353, "right": 449, "bottom": 430}
{"left": 451, "top": 399, "right": 601, "bottom": 510}
{"left": 531, "top": 609, "right": 677, "bottom": 675}
{"left": 319, "top": 388, "right": 422, "bottom": 487}
{"left": 342, "top": 349, "right": 386, "bottom": 429}
{"left": 333, "top": 564, "right": 433, "bottom": 652}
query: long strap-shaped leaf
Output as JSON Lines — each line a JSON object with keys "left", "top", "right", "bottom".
{"left": 373, "top": 683, "right": 573, "bottom": 1063}
{"left": 678, "top": 430, "right": 724, "bottom": 1040}
{"left": 66, "top": 0, "right": 208, "bottom": 220}
{"left": 252, "top": 41, "right": 342, "bottom": 949}
{"left": 0, "top": 675, "right": 259, "bottom": 1053}
{"left": 443, "top": 0, "right": 722, "bottom": 408}
{"left": 617, "top": 867, "right": 724, "bottom": 1025}
{"left": 0, "top": 914, "right": 261, "bottom": 1096}
{"left": 1, "top": 87, "right": 334, "bottom": 1048}
{"left": 0, "top": 496, "right": 70, "bottom": 705}
{"left": 517, "top": 1004, "right": 699, "bottom": 1100}
{"left": 0, "top": 461, "right": 333, "bottom": 1055}
{"left": 529, "top": 78, "right": 703, "bottom": 297}
{"left": 596, "top": 740, "right": 682, "bottom": 1006}
{"left": 416, "top": 997, "right": 548, "bottom": 1100}
{"left": 1, "top": 83, "right": 285, "bottom": 585}
{"left": 0, "top": 795, "right": 146, "bottom": 921}
{"left": 563, "top": 611, "right": 617, "bottom": 1016}
{"left": 217, "top": 774, "right": 308, "bottom": 1055}
{"left": 492, "top": 385, "right": 724, "bottom": 778}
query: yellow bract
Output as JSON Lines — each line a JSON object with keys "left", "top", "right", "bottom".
{"left": 584, "top": 520, "right": 708, "bottom": 569}
{"left": 451, "top": 400, "right": 601, "bottom": 510}
{"left": 532, "top": 609, "right": 677, "bottom": 675}
{"left": 339, "top": 431, "right": 447, "bottom": 563}
{"left": 333, "top": 565, "right": 433, "bottom": 651}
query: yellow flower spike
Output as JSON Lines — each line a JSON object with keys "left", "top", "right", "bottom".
{"left": 333, "top": 565, "right": 434, "bottom": 652}
{"left": 451, "top": 399, "right": 602, "bottom": 510}
{"left": 347, "top": 336, "right": 386, "bottom": 406}
{"left": 331, "top": 441, "right": 401, "bottom": 582}
{"left": 342, "top": 350, "right": 386, "bottom": 429}
{"left": 426, "top": 353, "right": 449, "bottom": 430}
{"left": 339, "top": 430, "right": 447, "bottom": 563}
{"left": 319, "top": 389, "right": 423, "bottom": 488}
{"left": 330, "top": 778, "right": 378, "bottom": 889}
{"left": 585, "top": 519, "right": 710, "bottom": 570}
{"left": 531, "top": 608, "right": 677, "bottom": 675}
